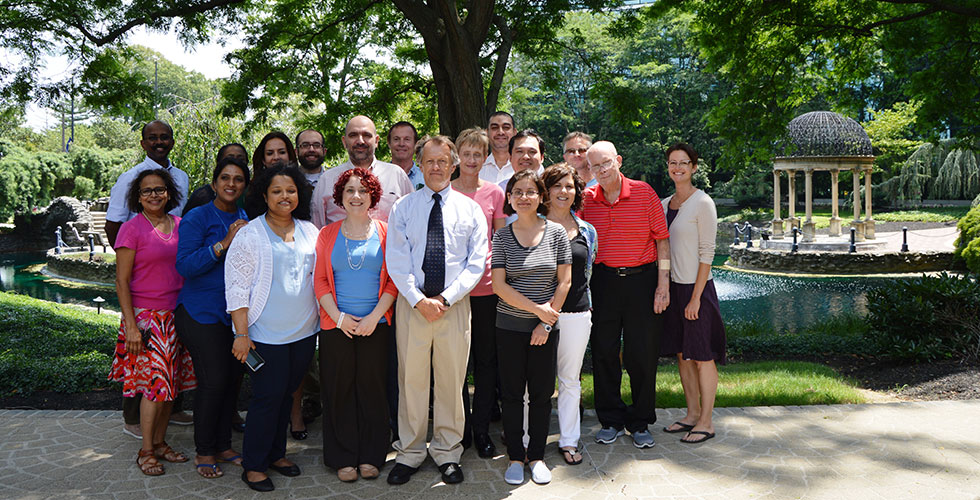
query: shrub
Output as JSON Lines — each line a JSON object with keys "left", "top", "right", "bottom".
{"left": 0, "top": 292, "right": 119, "bottom": 395}
{"left": 866, "top": 273, "right": 980, "bottom": 362}
{"left": 725, "top": 313, "right": 873, "bottom": 358}
{"left": 955, "top": 205, "right": 980, "bottom": 272}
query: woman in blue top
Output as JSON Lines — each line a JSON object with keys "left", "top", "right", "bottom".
{"left": 226, "top": 165, "right": 320, "bottom": 493}
{"left": 175, "top": 155, "right": 250, "bottom": 478}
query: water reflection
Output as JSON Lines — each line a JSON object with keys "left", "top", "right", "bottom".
{"left": 712, "top": 264, "right": 888, "bottom": 332}
{"left": 0, "top": 253, "right": 119, "bottom": 311}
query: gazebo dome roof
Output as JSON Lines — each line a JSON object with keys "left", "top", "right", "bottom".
{"left": 780, "top": 111, "right": 872, "bottom": 157}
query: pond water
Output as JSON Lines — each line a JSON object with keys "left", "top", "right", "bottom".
{"left": 0, "top": 253, "right": 119, "bottom": 311}
{"left": 1, "top": 253, "right": 896, "bottom": 329}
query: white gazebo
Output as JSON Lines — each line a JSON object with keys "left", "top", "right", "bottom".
{"left": 771, "top": 111, "right": 876, "bottom": 242}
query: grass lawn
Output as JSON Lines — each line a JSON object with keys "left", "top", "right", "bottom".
{"left": 578, "top": 360, "right": 866, "bottom": 408}
{"left": 62, "top": 251, "right": 116, "bottom": 264}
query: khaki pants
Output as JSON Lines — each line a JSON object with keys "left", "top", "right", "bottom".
{"left": 393, "top": 294, "right": 471, "bottom": 467}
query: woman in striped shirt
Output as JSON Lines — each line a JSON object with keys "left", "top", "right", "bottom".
{"left": 491, "top": 169, "right": 571, "bottom": 485}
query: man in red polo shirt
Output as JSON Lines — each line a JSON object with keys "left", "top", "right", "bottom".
{"left": 580, "top": 140, "right": 670, "bottom": 449}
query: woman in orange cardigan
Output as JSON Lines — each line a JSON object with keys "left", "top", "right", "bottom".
{"left": 313, "top": 168, "right": 398, "bottom": 483}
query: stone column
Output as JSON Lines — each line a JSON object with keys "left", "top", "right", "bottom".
{"left": 771, "top": 170, "right": 783, "bottom": 239}
{"left": 785, "top": 170, "right": 798, "bottom": 234}
{"left": 802, "top": 169, "right": 815, "bottom": 242}
{"left": 864, "top": 168, "right": 875, "bottom": 239}
{"left": 851, "top": 168, "right": 865, "bottom": 241}
{"left": 829, "top": 169, "right": 841, "bottom": 236}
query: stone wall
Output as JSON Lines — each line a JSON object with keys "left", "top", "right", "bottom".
{"left": 727, "top": 246, "right": 962, "bottom": 274}
{"left": 12, "top": 197, "right": 92, "bottom": 247}
{"left": 45, "top": 251, "right": 116, "bottom": 285}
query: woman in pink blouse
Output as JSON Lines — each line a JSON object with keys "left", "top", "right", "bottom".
{"left": 108, "top": 168, "right": 196, "bottom": 476}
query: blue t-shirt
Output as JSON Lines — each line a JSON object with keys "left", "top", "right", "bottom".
{"left": 331, "top": 228, "right": 385, "bottom": 323}
{"left": 249, "top": 217, "right": 319, "bottom": 344}
{"left": 176, "top": 202, "right": 247, "bottom": 325}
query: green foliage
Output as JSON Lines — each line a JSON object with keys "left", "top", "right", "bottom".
{"left": 90, "top": 116, "right": 139, "bottom": 150}
{"left": 72, "top": 176, "right": 96, "bottom": 200}
{"left": 873, "top": 207, "right": 968, "bottom": 223}
{"left": 163, "top": 97, "right": 253, "bottom": 189}
{"left": 878, "top": 141, "right": 980, "bottom": 204}
{"left": 715, "top": 165, "right": 772, "bottom": 206}
{"left": 956, "top": 205, "right": 980, "bottom": 270}
{"left": 973, "top": 192, "right": 980, "bottom": 208}
{"left": 0, "top": 292, "right": 119, "bottom": 395}
{"left": 963, "top": 238, "right": 980, "bottom": 275}
{"left": 866, "top": 273, "right": 980, "bottom": 362}
{"left": 651, "top": 0, "right": 980, "bottom": 169}
{"left": 0, "top": 139, "right": 136, "bottom": 219}
{"left": 862, "top": 101, "right": 923, "bottom": 175}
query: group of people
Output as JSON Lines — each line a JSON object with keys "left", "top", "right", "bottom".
{"left": 105, "top": 111, "right": 726, "bottom": 492}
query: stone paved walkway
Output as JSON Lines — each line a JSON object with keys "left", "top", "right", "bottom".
{"left": 2, "top": 401, "right": 980, "bottom": 499}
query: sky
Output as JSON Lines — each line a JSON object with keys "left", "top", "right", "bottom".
{"left": 25, "top": 24, "right": 241, "bottom": 131}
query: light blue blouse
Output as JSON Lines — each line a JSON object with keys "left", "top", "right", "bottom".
{"left": 249, "top": 218, "right": 319, "bottom": 345}
{"left": 331, "top": 228, "right": 385, "bottom": 323}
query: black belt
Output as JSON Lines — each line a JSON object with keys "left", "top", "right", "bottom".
{"left": 596, "top": 262, "right": 654, "bottom": 277}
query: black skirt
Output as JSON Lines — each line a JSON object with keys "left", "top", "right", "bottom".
{"left": 660, "top": 279, "right": 727, "bottom": 364}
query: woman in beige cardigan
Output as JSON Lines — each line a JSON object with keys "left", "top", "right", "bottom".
{"left": 659, "top": 143, "right": 726, "bottom": 444}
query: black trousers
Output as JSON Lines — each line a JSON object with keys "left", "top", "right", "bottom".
{"left": 590, "top": 264, "right": 661, "bottom": 432}
{"left": 242, "top": 334, "right": 316, "bottom": 473}
{"left": 319, "top": 324, "right": 390, "bottom": 469}
{"left": 174, "top": 305, "right": 241, "bottom": 456}
{"left": 465, "top": 294, "right": 499, "bottom": 436}
{"left": 497, "top": 327, "right": 558, "bottom": 462}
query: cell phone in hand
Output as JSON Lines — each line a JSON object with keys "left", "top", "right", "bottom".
{"left": 245, "top": 348, "right": 265, "bottom": 372}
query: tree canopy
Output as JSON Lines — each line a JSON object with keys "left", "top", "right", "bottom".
{"left": 648, "top": 0, "right": 980, "bottom": 167}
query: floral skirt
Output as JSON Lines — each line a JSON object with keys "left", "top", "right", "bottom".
{"left": 107, "top": 308, "right": 197, "bottom": 401}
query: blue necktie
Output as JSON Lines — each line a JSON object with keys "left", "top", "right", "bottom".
{"left": 422, "top": 192, "right": 445, "bottom": 298}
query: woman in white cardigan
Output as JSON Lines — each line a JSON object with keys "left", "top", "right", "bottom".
{"left": 659, "top": 143, "right": 727, "bottom": 445}
{"left": 226, "top": 165, "right": 320, "bottom": 492}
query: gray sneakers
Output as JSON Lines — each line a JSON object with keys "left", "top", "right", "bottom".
{"left": 504, "top": 462, "right": 524, "bottom": 485}
{"left": 594, "top": 426, "right": 625, "bottom": 444}
{"left": 631, "top": 430, "right": 656, "bottom": 448}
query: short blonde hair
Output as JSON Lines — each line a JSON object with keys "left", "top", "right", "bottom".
{"left": 455, "top": 127, "right": 489, "bottom": 155}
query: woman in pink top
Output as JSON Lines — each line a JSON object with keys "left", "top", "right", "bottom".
{"left": 452, "top": 128, "right": 506, "bottom": 458}
{"left": 108, "top": 168, "right": 196, "bottom": 476}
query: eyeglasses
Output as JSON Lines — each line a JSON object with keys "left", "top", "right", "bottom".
{"left": 667, "top": 160, "right": 692, "bottom": 167}
{"left": 588, "top": 159, "right": 616, "bottom": 172}
{"left": 139, "top": 187, "right": 168, "bottom": 197}
{"left": 564, "top": 148, "right": 588, "bottom": 155}
{"left": 511, "top": 190, "right": 539, "bottom": 198}
{"left": 299, "top": 142, "right": 323, "bottom": 149}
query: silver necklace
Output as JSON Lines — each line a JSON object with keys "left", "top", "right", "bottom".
{"left": 143, "top": 213, "right": 173, "bottom": 242}
{"left": 343, "top": 223, "right": 373, "bottom": 270}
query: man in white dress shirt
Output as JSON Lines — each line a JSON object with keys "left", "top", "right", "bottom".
{"left": 386, "top": 136, "right": 487, "bottom": 486}
{"left": 478, "top": 111, "right": 517, "bottom": 184}
{"left": 104, "top": 120, "right": 189, "bottom": 246}
{"left": 309, "top": 115, "right": 414, "bottom": 228}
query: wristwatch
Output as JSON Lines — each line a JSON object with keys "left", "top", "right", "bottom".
{"left": 213, "top": 241, "right": 224, "bottom": 257}
{"left": 440, "top": 296, "right": 450, "bottom": 307}
{"left": 540, "top": 322, "right": 553, "bottom": 333}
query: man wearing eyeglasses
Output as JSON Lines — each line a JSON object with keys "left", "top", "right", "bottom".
{"left": 562, "top": 131, "right": 595, "bottom": 188}
{"left": 579, "top": 140, "right": 670, "bottom": 450}
{"left": 295, "top": 129, "right": 326, "bottom": 187}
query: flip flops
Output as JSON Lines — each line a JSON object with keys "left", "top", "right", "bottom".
{"left": 560, "top": 447, "right": 583, "bottom": 465}
{"left": 196, "top": 462, "right": 223, "bottom": 478}
{"left": 663, "top": 421, "right": 695, "bottom": 434}
{"left": 680, "top": 431, "right": 715, "bottom": 444}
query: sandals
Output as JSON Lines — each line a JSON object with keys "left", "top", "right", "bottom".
{"left": 153, "top": 441, "right": 189, "bottom": 463}
{"left": 663, "top": 421, "right": 695, "bottom": 434}
{"left": 560, "top": 447, "right": 583, "bottom": 465}
{"left": 137, "top": 449, "right": 164, "bottom": 476}
{"left": 196, "top": 462, "right": 223, "bottom": 479}
{"left": 217, "top": 452, "right": 243, "bottom": 466}
{"left": 681, "top": 430, "right": 716, "bottom": 444}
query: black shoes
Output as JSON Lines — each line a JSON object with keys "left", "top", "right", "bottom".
{"left": 439, "top": 462, "right": 464, "bottom": 484}
{"left": 289, "top": 422, "right": 308, "bottom": 441}
{"left": 474, "top": 433, "right": 496, "bottom": 458}
{"left": 268, "top": 462, "right": 301, "bottom": 477}
{"left": 386, "top": 463, "right": 418, "bottom": 485}
{"left": 242, "top": 471, "right": 274, "bottom": 492}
